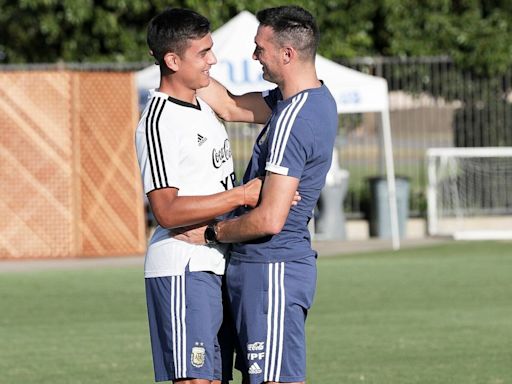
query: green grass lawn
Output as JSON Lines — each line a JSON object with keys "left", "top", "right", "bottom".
{"left": 1, "top": 241, "right": 511, "bottom": 383}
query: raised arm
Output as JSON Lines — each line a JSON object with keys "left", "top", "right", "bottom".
{"left": 198, "top": 78, "right": 271, "bottom": 124}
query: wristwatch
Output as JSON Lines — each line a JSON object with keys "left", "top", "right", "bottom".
{"left": 204, "top": 223, "right": 219, "bottom": 244}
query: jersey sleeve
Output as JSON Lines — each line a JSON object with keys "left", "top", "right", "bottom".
{"left": 262, "top": 87, "right": 282, "bottom": 110}
{"left": 136, "top": 98, "right": 181, "bottom": 193}
{"left": 265, "top": 115, "right": 314, "bottom": 179}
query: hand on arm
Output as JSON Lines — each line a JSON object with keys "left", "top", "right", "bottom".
{"left": 197, "top": 78, "right": 271, "bottom": 124}
{"left": 214, "top": 172, "right": 299, "bottom": 243}
{"left": 148, "top": 178, "right": 262, "bottom": 229}
{"left": 171, "top": 177, "right": 301, "bottom": 245}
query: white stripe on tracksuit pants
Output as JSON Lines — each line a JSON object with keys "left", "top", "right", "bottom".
{"left": 264, "top": 262, "right": 286, "bottom": 382}
{"left": 170, "top": 275, "right": 187, "bottom": 378}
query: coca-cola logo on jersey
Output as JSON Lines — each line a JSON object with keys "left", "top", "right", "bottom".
{"left": 212, "top": 139, "right": 232, "bottom": 168}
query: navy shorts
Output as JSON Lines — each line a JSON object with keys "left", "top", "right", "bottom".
{"left": 145, "top": 269, "right": 223, "bottom": 382}
{"left": 226, "top": 256, "right": 317, "bottom": 384}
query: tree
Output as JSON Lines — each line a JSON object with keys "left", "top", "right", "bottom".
{"left": 2, "top": 0, "right": 512, "bottom": 78}
{"left": 0, "top": 0, "right": 189, "bottom": 63}
{"left": 383, "top": 1, "right": 512, "bottom": 147}
{"left": 381, "top": 0, "right": 512, "bottom": 76}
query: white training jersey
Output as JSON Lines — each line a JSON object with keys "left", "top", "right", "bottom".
{"left": 135, "top": 90, "right": 236, "bottom": 278}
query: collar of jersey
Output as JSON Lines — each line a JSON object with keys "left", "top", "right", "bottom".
{"left": 151, "top": 89, "right": 201, "bottom": 110}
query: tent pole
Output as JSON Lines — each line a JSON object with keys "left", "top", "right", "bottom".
{"left": 381, "top": 109, "right": 401, "bottom": 250}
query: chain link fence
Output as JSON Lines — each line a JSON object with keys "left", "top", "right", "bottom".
{"left": 336, "top": 56, "right": 512, "bottom": 218}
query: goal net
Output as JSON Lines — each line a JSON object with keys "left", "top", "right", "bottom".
{"left": 426, "top": 147, "right": 512, "bottom": 240}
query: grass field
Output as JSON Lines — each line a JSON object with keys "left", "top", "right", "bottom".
{"left": 1, "top": 241, "right": 511, "bottom": 383}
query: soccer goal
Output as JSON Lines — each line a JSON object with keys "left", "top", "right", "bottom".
{"left": 426, "top": 147, "right": 512, "bottom": 240}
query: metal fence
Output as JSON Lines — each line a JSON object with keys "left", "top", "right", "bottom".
{"left": 228, "top": 56, "right": 512, "bottom": 218}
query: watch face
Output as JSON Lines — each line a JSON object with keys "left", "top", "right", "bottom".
{"left": 205, "top": 225, "right": 216, "bottom": 244}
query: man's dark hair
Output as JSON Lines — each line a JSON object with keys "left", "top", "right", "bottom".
{"left": 256, "top": 6, "right": 319, "bottom": 61}
{"left": 147, "top": 8, "right": 210, "bottom": 66}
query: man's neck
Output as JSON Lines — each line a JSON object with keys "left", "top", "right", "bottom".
{"left": 158, "top": 77, "right": 197, "bottom": 105}
{"left": 279, "top": 66, "right": 321, "bottom": 100}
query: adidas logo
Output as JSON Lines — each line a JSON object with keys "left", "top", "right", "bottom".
{"left": 248, "top": 362, "right": 262, "bottom": 375}
{"left": 197, "top": 134, "right": 207, "bottom": 146}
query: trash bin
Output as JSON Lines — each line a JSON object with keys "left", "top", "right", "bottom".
{"left": 315, "top": 148, "right": 350, "bottom": 240}
{"left": 368, "top": 176, "right": 410, "bottom": 238}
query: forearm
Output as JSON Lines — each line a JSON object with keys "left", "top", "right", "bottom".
{"left": 214, "top": 173, "right": 297, "bottom": 242}
{"left": 198, "top": 78, "right": 270, "bottom": 124}
{"left": 152, "top": 187, "right": 244, "bottom": 229}
{"left": 215, "top": 208, "right": 278, "bottom": 243}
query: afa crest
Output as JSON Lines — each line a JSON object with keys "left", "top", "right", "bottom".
{"left": 191, "top": 343, "right": 205, "bottom": 368}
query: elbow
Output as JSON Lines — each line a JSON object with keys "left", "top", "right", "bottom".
{"left": 265, "top": 225, "right": 282, "bottom": 236}
{"left": 153, "top": 214, "right": 172, "bottom": 229}
{"left": 152, "top": 208, "right": 176, "bottom": 229}
{"left": 254, "top": 205, "right": 287, "bottom": 235}
{"left": 216, "top": 109, "right": 235, "bottom": 122}
{"left": 261, "top": 215, "right": 285, "bottom": 236}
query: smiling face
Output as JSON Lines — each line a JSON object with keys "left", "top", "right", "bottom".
{"left": 172, "top": 32, "right": 217, "bottom": 91}
{"left": 252, "top": 25, "right": 282, "bottom": 84}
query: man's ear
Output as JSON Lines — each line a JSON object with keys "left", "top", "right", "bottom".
{"left": 163, "top": 52, "right": 180, "bottom": 72}
{"left": 282, "top": 46, "right": 295, "bottom": 64}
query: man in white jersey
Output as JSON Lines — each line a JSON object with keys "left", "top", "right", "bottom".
{"left": 135, "top": 8, "right": 265, "bottom": 384}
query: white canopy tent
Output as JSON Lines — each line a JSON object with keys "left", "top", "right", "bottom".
{"left": 136, "top": 11, "right": 400, "bottom": 249}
